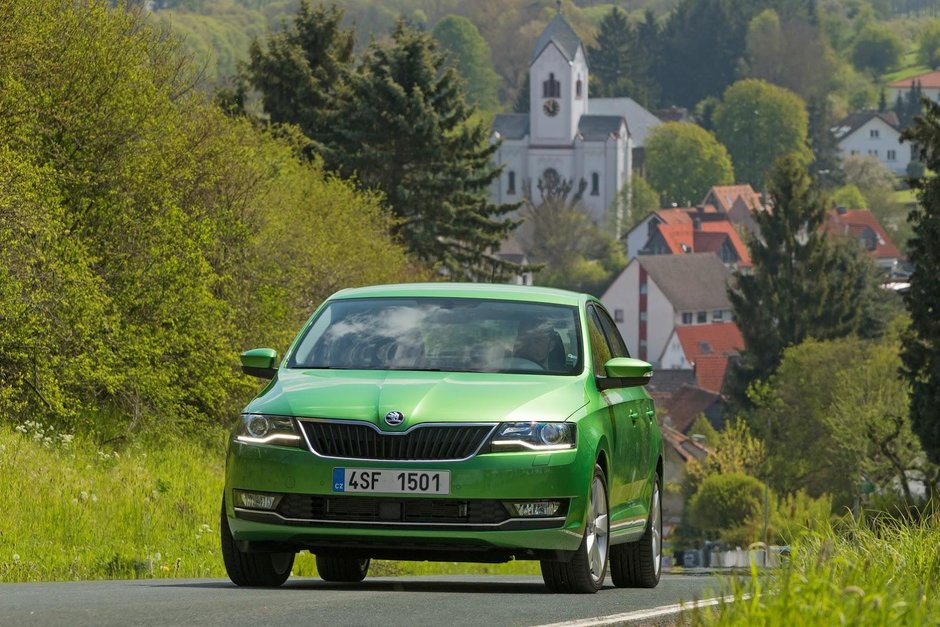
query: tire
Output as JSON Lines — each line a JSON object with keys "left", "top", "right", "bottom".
{"left": 316, "top": 555, "right": 371, "bottom": 582}
{"left": 610, "top": 474, "right": 662, "bottom": 588}
{"left": 540, "top": 464, "right": 609, "bottom": 594}
{"left": 220, "top": 499, "right": 294, "bottom": 587}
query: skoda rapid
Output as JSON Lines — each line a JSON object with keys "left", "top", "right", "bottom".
{"left": 221, "top": 283, "right": 662, "bottom": 593}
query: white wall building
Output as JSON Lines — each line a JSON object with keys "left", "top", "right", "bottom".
{"left": 490, "top": 13, "right": 661, "bottom": 232}
{"left": 832, "top": 111, "right": 910, "bottom": 175}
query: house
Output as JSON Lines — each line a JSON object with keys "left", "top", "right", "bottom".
{"left": 623, "top": 207, "right": 695, "bottom": 261}
{"left": 826, "top": 206, "right": 902, "bottom": 270}
{"left": 659, "top": 323, "right": 744, "bottom": 393}
{"left": 887, "top": 70, "right": 940, "bottom": 104}
{"left": 489, "top": 11, "right": 661, "bottom": 230}
{"left": 831, "top": 111, "right": 909, "bottom": 175}
{"left": 661, "top": 424, "right": 708, "bottom": 535}
{"left": 701, "top": 184, "right": 765, "bottom": 237}
{"left": 640, "top": 215, "right": 751, "bottom": 271}
{"left": 646, "top": 368, "right": 696, "bottom": 408}
{"left": 601, "top": 253, "right": 735, "bottom": 365}
{"left": 660, "top": 385, "right": 724, "bottom": 433}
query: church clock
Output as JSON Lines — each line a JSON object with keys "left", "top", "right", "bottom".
{"left": 543, "top": 98, "right": 560, "bottom": 117}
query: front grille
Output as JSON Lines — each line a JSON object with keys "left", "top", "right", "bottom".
{"left": 300, "top": 421, "right": 494, "bottom": 460}
{"left": 278, "top": 495, "right": 510, "bottom": 524}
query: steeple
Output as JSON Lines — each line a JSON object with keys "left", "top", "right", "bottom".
{"left": 528, "top": 11, "right": 588, "bottom": 145}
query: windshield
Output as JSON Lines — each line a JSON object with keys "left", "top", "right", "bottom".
{"left": 288, "top": 297, "right": 582, "bottom": 375}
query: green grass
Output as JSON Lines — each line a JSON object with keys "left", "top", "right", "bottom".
{"left": 882, "top": 62, "right": 931, "bottom": 85}
{"left": 892, "top": 188, "right": 918, "bottom": 206}
{"left": 691, "top": 516, "right": 940, "bottom": 625}
{"left": 0, "top": 423, "right": 539, "bottom": 582}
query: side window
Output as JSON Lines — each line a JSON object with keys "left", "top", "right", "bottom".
{"left": 587, "top": 307, "right": 613, "bottom": 375}
{"left": 595, "top": 306, "right": 630, "bottom": 358}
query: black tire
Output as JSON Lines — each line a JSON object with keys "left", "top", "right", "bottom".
{"left": 220, "top": 499, "right": 294, "bottom": 587}
{"left": 315, "top": 555, "right": 371, "bottom": 582}
{"left": 540, "top": 464, "right": 609, "bottom": 594}
{"left": 610, "top": 474, "right": 662, "bottom": 588}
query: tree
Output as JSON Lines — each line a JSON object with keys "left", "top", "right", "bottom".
{"left": 588, "top": 7, "right": 657, "bottom": 106}
{"left": 645, "top": 122, "right": 735, "bottom": 206}
{"left": 323, "top": 22, "right": 519, "bottom": 280}
{"left": 851, "top": 24, "right": 903, "bottom": 75}
{"left": 620, "top": 174, "right": 661, "bottom": 232}
{"left": 917, "top": 19, "right": 940, "bottom": 69}
{"left": 513, "top": 73, "right": 530, "bottom": 113}
{"left": 516, "top": 173, "right": 626, "bottom": 296}
{"left": 900, "top": 98, "right": 940, "bottom": 465}
{"left": 688, "top": 473, "right": 768, "bottom": 546}
{"left": 243, "top": 1, "right": 354, "bottom": 146}
{"left": 714, "top": 79, "right": 812, "bottom": 189}
{"left": 431, "top": 15, "right": 500, "bottom": 111}
{"left": 727, "top": 155, "right": 869, "bottom": 407}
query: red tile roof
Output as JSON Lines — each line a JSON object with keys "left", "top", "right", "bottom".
{"left": 704, "top": 185, "right": 763, "bottom": 213}
{"left": 651, "top": 218, "right": 751, "bottom": 266}
{"left": 826, "top": 208, "right": 901, "bottom": 261}
{"left": 656, "top": 223, "right": 694, "bottom": 254}
{"left": 655, "top": 208, "right": 694, "bottom": 224}
{"left": 675, "top": 323, "right": 744, "bottom": 393}
{"left": 699, "top": 221, "right": 751, "bottom": 266}
{"left": 888, "top": 70, "right": 940, "bottom": 89}
{"left": 661, "top": 385, "right": 721, "bottom": 433}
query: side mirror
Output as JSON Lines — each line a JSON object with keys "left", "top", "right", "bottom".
{"left": 240, "top": 348, "right": 278, "bottom": 379}
{"left": 603, "top": 357, "right": 653, "bottom": 387}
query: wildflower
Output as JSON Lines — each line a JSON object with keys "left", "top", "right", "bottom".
{"left": 161, "top": 564, "right": 170, "bottom": 573}
{"left": 79, "top": 491, "right": 89, "bottom": 502}
{"left": 12, "top": 554, "right": 20, "bottom": 563}
{"left": 14, "top": 425, "right": 26, "bottom": 433}
{"left": 91, "top": 494, "right": 98, "bottom": 503}
{"left": 153, "top": 552, "right": 161, "bottom": 562}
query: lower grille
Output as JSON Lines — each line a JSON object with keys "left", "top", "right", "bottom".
{"left": 278, "top": 495, "right": 510, "bottom": 525}
{"left": 300, "top": 421, "right": 495, "bottom": 460}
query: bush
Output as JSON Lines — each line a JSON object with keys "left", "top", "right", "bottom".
{"left": 688, "top": 472, "right": 768, "bottom": 547}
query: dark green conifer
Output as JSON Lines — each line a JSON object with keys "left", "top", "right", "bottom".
{"left": 588, "top": 7, "right": 657, "bottom": 105}
{"left": 900, "top": 99, "right": 940, "bottom": 464}
{"left": 324, "top": 22, "right": 520, "bottom": 280}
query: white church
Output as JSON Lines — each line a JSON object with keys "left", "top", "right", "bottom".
{"left": 490, "top": 12, "right": 663, "bottom": 231}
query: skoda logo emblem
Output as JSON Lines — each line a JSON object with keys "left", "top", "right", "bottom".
{"left": 384, "top": 411, "right": 405, "bottom": 426}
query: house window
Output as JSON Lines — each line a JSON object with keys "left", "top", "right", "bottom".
{"left": 868, "top": 149, "right": 878, "bottom": 157}
{"left": 614, "top": 309, "right": 624, "bottom": 323}
{"left": 887, "top": 149, "right": 897, "bottom": 161}
{"left": 850, "top": 150, "right": 858, "bottom": 155}
{"left": 870, "top": 129, "right": 880, "bottom": 139}
{"left": 640, "top": 311, "right": 647, "bottom": 322}
{"left": 576, "top": 78, "right": 583, "bottom": 99}
{"left": 697, "top": 311, "right": 707, "bottom": 323}
{"left": 681, "top": 312, "right": 693, "bottom": 324}
{"left": 639, "top": 283, "right": 648, "bottom": 295}
{"left": 713, "top": 309, "right": 724, "bottom": 321}
{"left": 591, "top": 172, "right": 599, "bottom": 196}
{"left": 507, "top": 171, "right": 516, "bottom": 195}
{"left": 542, "top": 73, "right": 561, "bottom": 98}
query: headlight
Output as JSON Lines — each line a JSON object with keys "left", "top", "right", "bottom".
{"left": 489, "top": 422, "right": 576, "bottom": 452}
{"left": 234, "top": 414, "right": 302, "bottom": 447}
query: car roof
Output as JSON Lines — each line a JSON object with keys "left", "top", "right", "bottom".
{"left": 329, "top": 282, "right": 590, "bottom": 307}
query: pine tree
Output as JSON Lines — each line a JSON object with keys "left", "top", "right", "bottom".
{"left": 323, "top": 21, "right": 520, "bottom": 280}
{"left": 900, "top": 99, "right": 940, "bottom": 464}
{"left": 879, "top": 88, "right": 887, "bottom": 112}
{"left": 727, "top": 155, "right": 867, "bottom": 407}
{"left": 244, "top": 1, "right": 354, "bottom": 145}
{"left": 588, "top": 7, "right": 657, "bottom": 105}
{"left": 513, "top": 73, "right": 530, "bottom": 113}
{"left": 807, "top": 96, "right": 844, "bottom": 187}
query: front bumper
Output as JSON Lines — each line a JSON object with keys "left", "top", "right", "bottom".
{"left": 224, "top": 439, "right": 594, "bottom": 556}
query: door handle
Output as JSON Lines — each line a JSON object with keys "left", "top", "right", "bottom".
{"left": 629, "top": 410, "right": 639, "bottom": 422}
{"left": 645, "top": 409, "right": 655, "bottom": 421}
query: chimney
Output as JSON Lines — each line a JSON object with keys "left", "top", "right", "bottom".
{"left": 692, "top": 216, "right": 702, "bottom": 231}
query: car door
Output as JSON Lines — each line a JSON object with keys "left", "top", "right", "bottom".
{"left": 594, "top": 305, "right": 652, "bottom": 507}
{"left": 586, "top": 305, "right": 637, "bottom": 523}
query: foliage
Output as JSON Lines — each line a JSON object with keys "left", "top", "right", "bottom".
{"left": 693, "top": 517, "right": 940, "bottom": 625}
{"left": 243, "top": 1, "right": 355, "bottom": 147}
{"left": 684, "top": 419, "right": 766, "bottom": 499}
{"left": 620, "top": 174, "right": 662, "bottom": 233}
{"left": 750, "top": 328, "right": 926, "bottom": 510}
{"left": 0, "top": 0, "right": 416, "bottom": 435}
{"left": 644, "top": 122, "right": 735, "bottom": 206}
{"left": 917, "top": 19, "right": 940, "bottom": 69}
{"left": 587, "top": 6, "right": 657, "bottom": 106}
{"left": 431, "top": 15, "right": 500, "bottom": 111}
{"left": 687, "top": 416, "right": 720, "bottom": 448}
{"left": 851, "top": 23, "right": 904, "bottom": 74}
{"left": 900, "top": 98, "right": 940, "bottom": 466}
{"left": 322, "top": 21, "right": 520, "bottom": 280}
{"left": 687, "top": 472, "right": 768, "bottom": 546}
{"left": 770, "top": 490, "right": 833, "bottom": 545}
{"left": 714, "top": 79, "right": 812, "bottom": 189}
{"left": 841, "top": 154, "right": 909, "bottom": 250}
{"left": 516, "top": 174, "right": 625, "bottom": 296}
{"left": 726, "top": 155, "right": 871, "bottom": 407}
{"left": 832, "top": 183, "right": 869, "bottom": 208}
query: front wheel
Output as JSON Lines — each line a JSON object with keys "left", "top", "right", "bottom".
{"left": 220, "top": 499, "right": 294, "bottom": 587}
{"left": 540, "top": 464, "right": 609, "bottom": 594}
{"left": 610, "top": 474, "right": 662, "bottom": 588}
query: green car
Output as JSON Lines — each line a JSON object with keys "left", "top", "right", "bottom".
{"left": 221, "top": 283, "right": 663, "bottom": 593}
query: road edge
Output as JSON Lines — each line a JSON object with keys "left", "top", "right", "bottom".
{"left": 536, "top": 594, "right": 743, "bottom": 627}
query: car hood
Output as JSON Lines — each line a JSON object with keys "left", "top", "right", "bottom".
{"left": 245, "top": 369, "right": 589, "bottom": 427}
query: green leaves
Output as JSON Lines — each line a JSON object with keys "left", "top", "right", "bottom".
{"left": 645, "top": 122, "right": 735, "bottom": 206}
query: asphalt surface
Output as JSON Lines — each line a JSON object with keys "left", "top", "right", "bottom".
{"left": 0, "top": 573, "right": 720, "bottom": 626}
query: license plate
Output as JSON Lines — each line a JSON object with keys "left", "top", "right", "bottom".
{"left": 332, "top": 468, "right": 450, "bottom": 494}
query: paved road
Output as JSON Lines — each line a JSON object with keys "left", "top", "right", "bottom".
{"left": 0, "top": 574, "right": 720, "bottom": 626}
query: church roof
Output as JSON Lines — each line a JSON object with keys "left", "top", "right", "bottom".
{"left": 531, "top": 14, "right": 584, "bottom": 65}
{"left": 578, "top": 115, "right": 625, "bottom": 140}
{"left": 588, "top": 98, "right": 662, "bottom": 147}
{"left": 491, "top": 113, "right": 530, "bottom": 140}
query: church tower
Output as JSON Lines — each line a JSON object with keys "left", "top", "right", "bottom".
{"left": 529, "top": 11, "right": 588, "bottom": 146}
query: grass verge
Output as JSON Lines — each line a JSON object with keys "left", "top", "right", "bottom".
{"left": 691, "top": 516, "right": 940, "bottom": 625}
{"left": 0, "top": 423, "right": 538, "bottom": 582}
